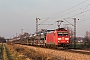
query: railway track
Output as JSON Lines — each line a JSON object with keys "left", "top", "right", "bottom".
{"left": 66, "top": 49, "right": 90, "bottom": 55}
{"left": 53, "top": 47, "right": 90, "bottom": 55}
{"left": 26, "top": 44, "right": 90, "bottom": 55}
{"left": 15, "top": 43, "right": 90, "bottom": 56}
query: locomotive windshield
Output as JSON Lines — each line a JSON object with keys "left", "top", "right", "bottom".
{"left": 58, "top": 32, "right": 68, "bottom": 36}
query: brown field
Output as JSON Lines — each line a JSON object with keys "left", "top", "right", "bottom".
{"left": 6, "top": 44, "right": 90, "bottom": 60}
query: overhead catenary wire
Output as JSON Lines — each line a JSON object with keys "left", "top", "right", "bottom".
{"left": 71, "top": 8, "right": 90, "bottom": 17}
{"left": 39, "top": 22, "right": 56, "bottom": 30}
{"left": 39, "top": 18, "right": 49, "bottom": 25}
{"left": 49, "top": 0, "right": 89, "bottom": 18}
{"left": 83, "top": 4, "right": 90, "bottom": 11}
{"left": 71, "top": 4, "right": 90, "bottom": 18}
{"left": 38, "top": 0, "right": 90, "bottom": 31}
{"left": 76, "top": 12, "right": 90, "bottom": 18}
{"left": 53, "top": 3, "right": 90, "bottom": 19}
{"left": 77, "top": 17, "right": 90, "bottom": 23}
{"left": 39, "top": 0, "right": 89, "bottom": 25}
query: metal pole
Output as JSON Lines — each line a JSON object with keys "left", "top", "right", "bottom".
{"left": 16, "top": 33, "right": 17, "bottom": 40}
{"left": 21, "top": 29, "right": 23, "bottom": 35}
{"left": 63, "top": 18, "right": 77, "bottom": 48}
{"left": 73, "top": 18, "right": 76, "bottom": 48}
{"left": 36, "top": 17, "right": 38, "bottom": 34}
{"left": 36, "top": 17, "right": 40, "bottom": 34}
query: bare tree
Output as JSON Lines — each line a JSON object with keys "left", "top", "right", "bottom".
{"left": 84, "top": 31, "right": 90, "bottom": 48}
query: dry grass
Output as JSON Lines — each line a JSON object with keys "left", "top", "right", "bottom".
{"left": 5, "top": 44, "right": 90, "bottom": 60}
{"left": 5, "top": 44, "right": 65, "bottom": 60}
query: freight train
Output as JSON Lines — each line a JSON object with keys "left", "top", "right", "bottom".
{"left": 10, "top": 28, "right": 70, "bottom": 49}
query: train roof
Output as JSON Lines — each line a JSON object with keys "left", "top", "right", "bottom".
{"left": 56, "top": 28, "right": 67, "bottom": 31}
{"left": 46, "top": 30, "right": 55, "bottom": 32}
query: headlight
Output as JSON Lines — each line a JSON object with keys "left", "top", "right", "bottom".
{"left": 65, "top": 38, "right": 69, "bottom": 40}
{"left": 67, "top": 41, "right": 69, "bottom": 42}
{"left": 58, "top": 38, "right": 61, "bottom": 40}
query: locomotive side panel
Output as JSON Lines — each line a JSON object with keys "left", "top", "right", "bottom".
{"left": 46, "top": 33, "right": 55, "bottom": 45}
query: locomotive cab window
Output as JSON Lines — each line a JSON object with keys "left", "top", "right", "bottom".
{"left": 58, "top": 32, "right": 68, "bottom": 36}
{"left": 63, "top": 32, "right": 68, "bottom": 36}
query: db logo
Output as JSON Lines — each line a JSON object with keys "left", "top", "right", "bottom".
{"left": 62, "top": 37, "right": 64, "bottom": 40}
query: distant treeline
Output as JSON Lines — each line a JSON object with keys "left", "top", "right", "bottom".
{"left": 0, "top": 37, "right": 6, "bottom": 43}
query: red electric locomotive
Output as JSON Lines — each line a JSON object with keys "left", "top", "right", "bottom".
{"left": 46, "top": 28, "right": 70, "bottom": 48}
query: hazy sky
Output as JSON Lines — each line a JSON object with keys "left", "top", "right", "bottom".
{"left": 0, "top": 0, "right": 90, "bottom": 38}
